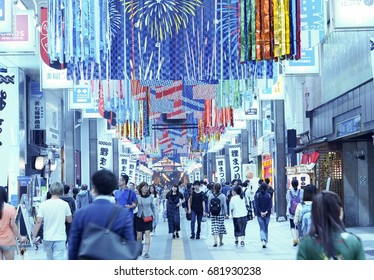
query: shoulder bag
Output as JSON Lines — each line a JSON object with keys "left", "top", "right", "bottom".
{"left": 78, "top": 206, "right": 143, "bottom": 260}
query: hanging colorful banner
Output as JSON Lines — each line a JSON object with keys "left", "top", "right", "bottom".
{"left": 228, "top": 144, "right": 242, "bottom": 181}
{"left": 97, "top": 139, "right": 113, "bottom": 170}
{"left": 215, "top": 155, "right": 226, "bottom": 184}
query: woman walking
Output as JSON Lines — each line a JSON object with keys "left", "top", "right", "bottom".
{"left": 255, "top": 182, "right": 272, "bottom": 248}
{"left": 149, "top": 185, "right": 160, "bottom": 235}
{"left": 166, "top": 184, "right": 184, "bottom": 239}
{"left": 286, "top": 178, "right": 303, "bottom": 246}
{"left": 135, "top": 182, "right": 156, "bottom": 258}
{"left": 0, "top": 186, "right": 28, "bottom": 260}
{"left": 229, "top": 186, "right": 248, "bottom": 246}
{"left": 297, "top": 191, "right": 365, "bottom": 260}
{"left": 207, "top": 183, "right": 228, "bottom": 247}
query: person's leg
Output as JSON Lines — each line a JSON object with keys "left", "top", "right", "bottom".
{"left": 144, "top": 230, "right": 151, "bottom": 257}
{"left": 43, "top": 240, "right": 54, "bottom": 260}
{"left": 264, "top": 216, "right": 271, "bottom": 244}
{"left": 290, "top": 219, "right": 298, "bottom": 246}
{"left": 52, "top": 241, "right": 66, "bottom": 260}
{"left": 233, "top": 218, "right": 239, "bottom": 244}
{"left": 190, "top": 211, "right": 196, "bottom": 238}
{"left": 257, "top": 216, "right": 267, "bottom": 247}
{"left": 1, "top": 246, "right": 16, "bottom": 260}
{"left": 196, "top": 213, "right": 203, "bottom": 239}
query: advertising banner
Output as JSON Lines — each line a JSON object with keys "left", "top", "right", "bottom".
{"left": 333, "top": 0, "right": 374, "bottom": 29}
{"left": 0, "top": 69, "right": 18, "bottom": 186}
{"left": 45, "top": 94, "right": 60, "bottom": 146}
{"left": 228, "top": 145, "right": 242, "bottom": 181}
{"left": 0, "top": 10, "right": 35, "bottom": 53}
{"left": 128, "top": 160, "right": 137, "bottom": 184}
{"left": 118, "top": 153, "right": 130, "bottom": 179}
{"left": 215, "top": 155, "right": 226, "bottom": 184}
{"left": 68, "top": 86, "right": 93, "bottom": 109}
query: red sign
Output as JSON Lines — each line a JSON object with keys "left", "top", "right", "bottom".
{"left": 40, "top": 7, "right": 49, "bottom": 65}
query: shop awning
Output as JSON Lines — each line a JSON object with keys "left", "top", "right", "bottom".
{"left": 301, "top": 151, "right": 320, "bottom": 169}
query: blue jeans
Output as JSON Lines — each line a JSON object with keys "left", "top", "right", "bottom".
{"left": 190, "top": 210, "right": 203, "bottom": 237}
{"left": 257, "top": 215, "right": 270, "bottom": 242}
{"left": 43, "top": 240, "right": 66, "bottom": 260}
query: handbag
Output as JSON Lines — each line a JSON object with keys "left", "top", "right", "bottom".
{"left": 78, "top": 206, "right": 143, "bottom": 260}
{"left": 143, "top": 215, "right": 153, "bottom": 223}
{"left": 244, "top": 194, "right": 254, "bottom": 221}
{"left": 186, "top": 212, "right": 191, "bottom": 221}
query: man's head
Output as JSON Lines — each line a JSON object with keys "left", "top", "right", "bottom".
{"left": 49, "top": 182, "right": 64, "bottom": 196}
{"left": 119, "top": 174, "right": 129, "bottom": 188}
{"left": 81, "top": 184, "right": 88, "bottom": 190}
{"left": 92, "top": 169, "right": 117, "bottom": 195}
{"left": 63, "top": 185, "right": 70, "bottom": 195}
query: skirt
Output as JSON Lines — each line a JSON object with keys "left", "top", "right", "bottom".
{"left": 211, "top": 215, "right": 227, "bottom": 235}
{"left": 135, "top": 215, "right": 153, "bottom": 232}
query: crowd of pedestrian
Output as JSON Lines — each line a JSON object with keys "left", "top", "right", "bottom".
{"left": 0, "top": 170, "right": 365, "bottom": 260}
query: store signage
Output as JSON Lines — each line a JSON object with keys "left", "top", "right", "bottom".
{"left": 0, "top": 10, "right": 35, "bottom": 52}
{"left": 41, "top": 62, "right": 73, "bottom": 89}
{"left": 336, "top": 115, "right": 361, "bottom": 138}
{"left": 371, "top": 36, "right": 374, "bottom": 79}
{"left": 285, "top": 46, "right": 320, "bottom": 75}
{"left": 333, "top": 0, "right": 374, "bottom": 29}
{"left": 228, "top": 145, "right": 242, "bottom": 181}
{"left": 0, "top": 0, "right": 12, "bottom": 33}
{"left": 69, "top": 86, "right": 92, "bottom": 109}
{"left": 29, "top": 82, "right": 46, "bottom": 130}
{"left": 0, "top": 69, "right": 18, "bottom": 186}
{"left": 97, "top": 139, "right": 113, "bottom": 170}
{"left": 118, "top": 153, "right": 130, "bottom": 179}
{"left": 215, "top": 156, "right": 226, "bottom": 184}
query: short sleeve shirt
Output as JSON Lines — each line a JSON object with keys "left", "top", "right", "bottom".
{"left": 0, "top": 203, "right": 17, "bottom": 246}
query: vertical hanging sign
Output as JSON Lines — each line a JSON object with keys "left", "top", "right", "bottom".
{"left": 215, "top": 155, "right": 226, "bottom": 184}
{"left": 127, "top": 160, "right": 137, "bottom": 184}
{"left": 118, "top": 153, "right": 130, "bottom": 179}
{"left": 371, "top": 37, "right": 374, "bottom": 79}
{"left": 228, "top": 145, "right": 242, "bottom": 181}
{"left": 0, "top": 70, "right": 17, "bottom": 186}
{"left": 97, "top": 140, "right": 112, "bottom": 170}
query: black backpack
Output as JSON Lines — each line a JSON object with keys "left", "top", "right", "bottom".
{"left": 210, "top": 194, "right": 221, "bottom": 216}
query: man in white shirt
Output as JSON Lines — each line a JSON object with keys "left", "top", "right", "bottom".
{"left": 33, "top": 182, "right": 72, "bottom": 260}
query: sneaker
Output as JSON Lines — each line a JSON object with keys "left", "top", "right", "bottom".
{"left": 293, "top": 239, "right": 298, "bottom": 247}
{"left": 150, "top": 232, "right": 154, "bottom": 236}
{"left": 240, "top": 241, "right": 245, "bottom": 247}
{"left": 175, "top": 232, "right": 179, "bottom": 238}
{"left": 235, "top": 240, "right": 238, "bottom": 246}
{"left": 144, "top": 253, "right": 149, "bottom": 258}
{"left": 190, "top": 235, "right": 195, "bottom": 239}
{"left": 196, "top": 235, "right": 200, "bottom": 240}
{"left": 262, "top": 240, "right": 266, "bottom": 248}
{"left": 172, "top": 234, "right": 176, "bottom": 239}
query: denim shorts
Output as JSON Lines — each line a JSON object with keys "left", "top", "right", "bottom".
{"left": 0, "top": 245, "right": 16, "bottom": 253}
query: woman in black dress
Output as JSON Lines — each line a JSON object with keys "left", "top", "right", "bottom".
{"left": 166, "top": 184, "right": 185, "bottom": 238}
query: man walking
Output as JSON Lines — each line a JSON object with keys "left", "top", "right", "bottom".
{"left": 33, "top": 182, "right": 72, "bottom": 260}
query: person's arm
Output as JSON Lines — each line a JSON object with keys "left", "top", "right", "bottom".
{"left": 294, "top": 204, "right": 302, "bottom": 225}
{"left": 188, "top": 193, "right": 192, "bottom": 213}
{"left": 65, "top": 204, "right": 73, "bottom": 223}
{"left": 178, "top": 193, "right": 185, "bottom": 207}
{"left": 10, "top": 218, "right": 28, "bottom": 243}
{"left": 33, "top": 217, "right": 43, "bottom": 243}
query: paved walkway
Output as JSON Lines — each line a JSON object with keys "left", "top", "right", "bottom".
{"left": 14, "top": 212, "right": 374, "bottom": 260}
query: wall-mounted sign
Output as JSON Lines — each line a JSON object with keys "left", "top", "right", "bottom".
{"left": 0, "top": 10, "right": 35, "bottom": 52}
{"left": 215, "top": 155, "right": 226, "bottom": 184}
{"left": 228, "top": 145, "right": 242, "bottom": 181}
{"left": 41, "top": 62, "right": 73, "bottom": 89}
{"left": 68, "top": 86, "right": 92, "bottom": 109}
{"left": 97, "top": 139, "right": 113, "bottom": 170}
{"left": 29, "top": 83, "right": 46, "bottom": 130}
{"left": 0, "top": 0, "right": 13, "bottom": 34}
{"left": 336, "top": 115, "right": 361, "bottom": 138}
{"left": 333, "top": 0, "right": 374, "bottom": 29}
{"left": 285, "top": 46, "right": 320, "bottom": 75}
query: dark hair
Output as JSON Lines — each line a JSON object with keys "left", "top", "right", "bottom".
{"left": 193, "top": 180, "right": 200, "bottom": 186}
{"left": 291, "top": 178, "right": 299, "bottom": 190}
{"left": 258, "top": 179, "right": 264, "bottom": 185}
{"left": 91, "top": 169, "right": 117, "bottom": 195}
{"left": 137, "top": 181, "right": 149, "bottom": 196}
{"left": 120, "top": 174, "right": 129, "bottom": 185}
{"left": 214, "top": 183, "right": 221, "bottom": 194}
{"left": 265, "top": 178, "right": 270, "bottom": 184}
{"left": 81, "top": 184, "right": 88, "bottom": 190}
{"left": 303, "top": 184, "right": 317, "bottom": 202}
{"left": 260, "top": 182, "right": 268, "bottom": 193}
{"left": 309, "top": 191, "right": 345, "bottom": 258}
{"left": 63, "top": 185, "right": 70, "bottom": 195}
{"left": 72, "top": 187, "right": 79, "bottom": 199}
{"left": 0, "top": 186, "right": 8, "bottom": 219}
{"left": 233, "top": 185, "right": 244, "bottom": 199}
{"left": 149, "top": 185, "right": 158, "bottom": 198}
{"left": 171, "top": 183, "right": 180, "bottom": 194}
{"left": 240, "top": 181, "right": 248, "bottom": 188}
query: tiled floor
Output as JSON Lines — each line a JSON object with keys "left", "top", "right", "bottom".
{"left": 14, "top": 212, "right": 374, "bottom": 260}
